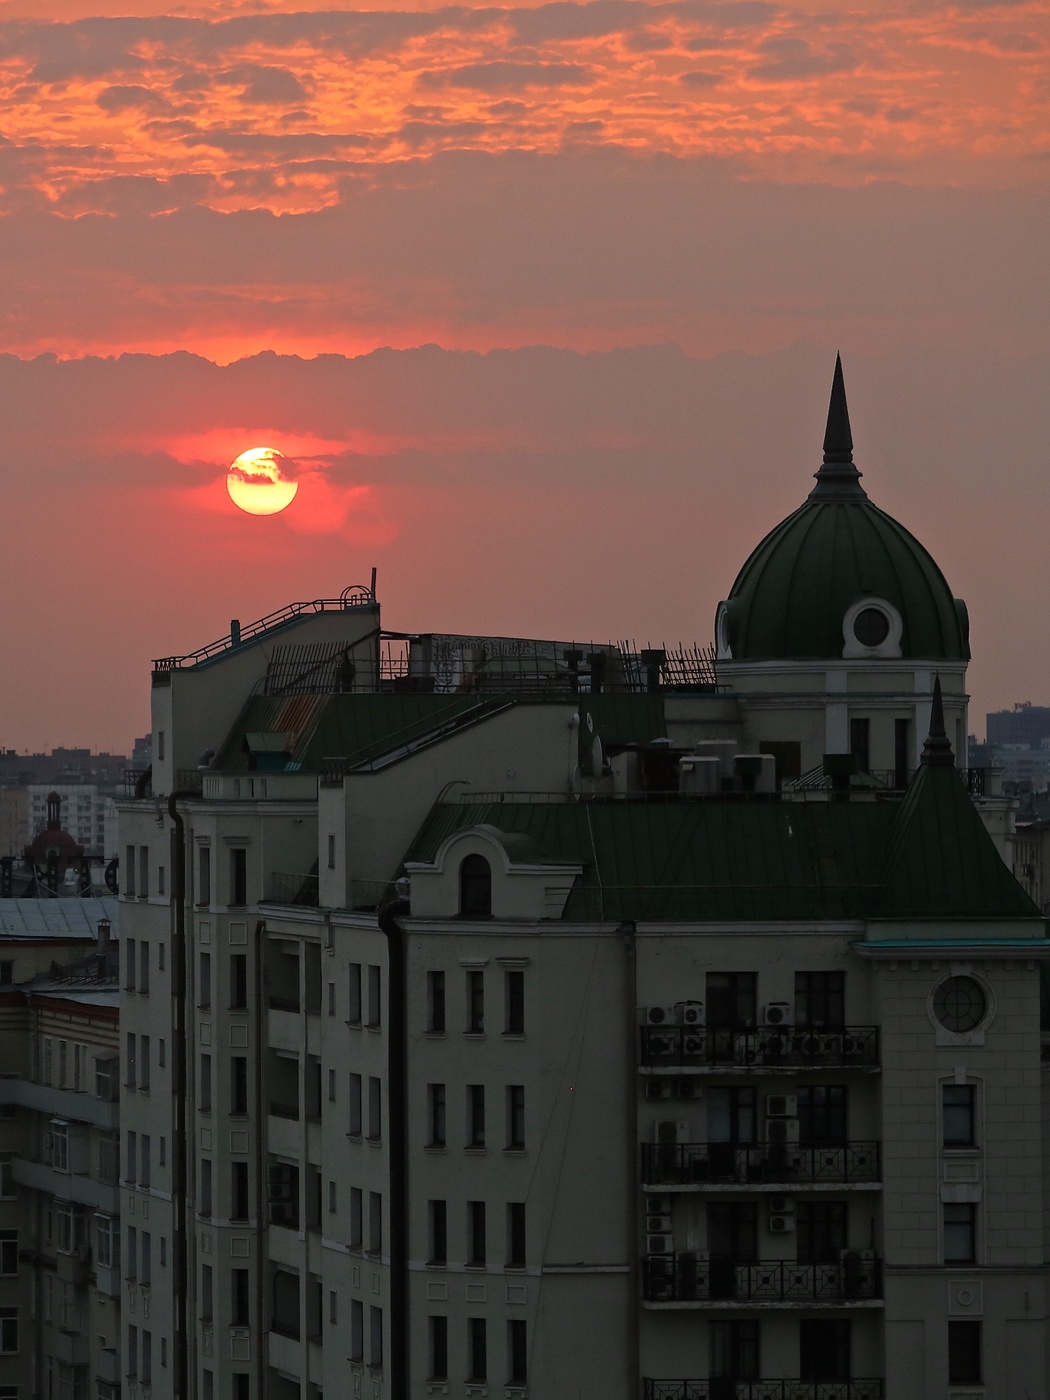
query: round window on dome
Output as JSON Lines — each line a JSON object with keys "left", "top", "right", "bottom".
{"left": 853, "top": 607, "right": 890, "bottom": 648}
{"left": 932, "top": 976, "right": 987, "bottom": 1034}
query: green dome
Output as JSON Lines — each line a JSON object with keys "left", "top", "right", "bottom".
{"left": 721, "top": 359, "right": 969, "bottom": 664}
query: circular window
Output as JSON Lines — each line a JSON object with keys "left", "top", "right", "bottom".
{"left": 932, "top": 976, "right": 987, "bottom": 1033}
{"left": 853, "top": 607, "right": 890, "bottom": 647}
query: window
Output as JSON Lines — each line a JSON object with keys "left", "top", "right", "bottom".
{"left": 329, "top": 1288, "right": 338, "bottom": 1325}
{"left": 349, "top": 1073, "right": 363, "bottom": 1136}
{"left": 706, "top": 972, "right": 757, "bottom": 1028}
{"left": 468, "top": 1085, "right": 485, "bottom": 1147}
{"left": 127, "top": 1324, "right": 138, "bottom": 1376}
{"left": 506, "top": 1085, "right": 525, "bottom": 1149}
{"left": 367, "top": 1077, "right": 382, "bottom": 1141}
{"left": 795, "top": 971, "right": 845, "bottom": 1029}
{"left": 943, "top": 1084, "right": 976, "bottom": 1147}
{"left": 797, "top": 1201, "right": 847, "bottom": 1262}
{"left": 0, "top": 1309, "right": 15, "bottom": 1354}
{"left": 348, "top": 963, "right": 362, "bottom": 1023}
{"left": 706, "top": 1202, "right": 758, "bottom": 1263}
{"left": 944, "top": 1203, "right": 977, "bottom": 1263}
{"left": 126, "top": 1226, "right": 138, "bottom": 1280}
{"left": 368, "top": 1191, "right": 382, "bottom": 1255}
{"left": 507, "top": 1203, "right": 526, "bottom": 1267}
{"left": 328, "top": 981, "right": 336, "bottom": 1016}
{"left": 138, "top": 846, "right": 149, "bottom": 899}
{"left": 125, "top": 847, "right": 136, "bottom": 899}
{"left": 0, "top": 1157, "right": 12, "bottom": 1200}
{"left": 199, "top": 952, "right": 211, "bottom": 1009}
{"left": 139, "top": 941, "right": 150, "bottom": 994}
{"left": 800, "top": 1319, "right": 850, "bottom": 1382}
{"left": 367, "top": 964, "right": 381, "bottom": 1028}
{"left": 125, "top": 1032, "right": 136, "bottom": 1088}
{"left": 894, "top": 716, "right": 911, "bottom": 788}
{"left": 51, "top": 1119, "right": 69, "bottom": 1171}
{"left": 272, "top": 1270, "right": 301, "bottom": 1339}
{"left": 200, "top": 1159, "right": 212, "bottom": 1217}
{"left": 329, "top": 1180, "right": 337, "bottom": 1214}
{"left": 468, "top": 1201, "right": 486, "bottom": 1266}
{"left": 201, "top": 1264, "right": 214, "bottom": 1321}
{"left": 233, "top": 1378, "right": 249, "bottom": 1400}
{"left": 42, "top": 1035, "right": 53, "bottom": 1085}
{"left": 0, "top": 1232, "right": 16, "bottom": 1277}
{"left": 328, "top": 1067, "right": 336, "bottom": 1103}
{"left": 95, "top": 1215, "right": 117, "bottom": 1269}
{"left": 466, "top": 970, "right": 485, "bottom": 1033}
{"left": 460, "top": 855, "right": 492, "bottom": 917}
{"left": 428, "top": 1084, "right": 446, "bottom": 1147}
{"left": 369, "top": 1306, "right": 383, "bottom": 1369}
{"left": 798, "top": 1086, "right": 847, "bottom": 1145}
{"left": 232, "top": 1268, "right": 249, "bottom": 1326}
{"left": 948, "top": 1320, "right": 982, "bottom": 1384}
{"left": 230, "top": 954, "right": 247, "bottom": 1010}
{"left": 126, "top": 1129, "right": 138, "bottom": 1181}
{"left": 468, "top": 1317, "right": 487, "bottom": 1381}
{"left": 98, "top": 1133, "right": 118, "bottom": 1184}
{"left": 429, "top": 1316, "right": 448, "bottom": 1380}
{"left": 350, "top": 1188, "right": 363, "bottom": 1249}
{"left": 0, "top": 962, "right": 11, "bottom": 986}
{"left": 199, "top": 845, "right": 212, "bottom": 903}
{"left": 200, "top": 1054, "right": 212, "bottom": 1113}
{"left": 429, "top": 1200, "right": 447, "bottom": 1265}
{"left": 849, "top": 716, "right": 871, "bottom": 774}
{"left": 231, "top": 1057, "right": 248, "bottom": 1115}
{"left": 59, "top": 1039, "right": 68, "bottom": 1088}
{"left": 159, "top": 1038, "right": 166, "bottom": 1069}
{"left": 933, "top": 977, "right": 987, "bottom": 1033}
{"left": 159, "top": 1137, "right": 166, "bottom": 1167}
{"left": 141, "top": 1231, "right": 152, "bottom": 1286}
{"left": 232, "top": 1162, "right": 249, "bottom": 1221}
{"left": 505, "top": 969, "right": 525, "bottom": 1034}
{"left": 427, "top": 971, "right": 446, "bottom": 1033}
{"left": 350, "top": 1300, "right": 364, "bottom": 1361}
{"left": 140, "top": 1135, "right": 151, "bottom": 1189}
{"left": 327, "top": 833, "right": 336, "bottom": 869}
{"left": 508, "top": 1319, "right": 528, "bottom": 1385}
{"left": 139, "top": 1036, "right": 150, "bottom": 1091}
{"left": 159, "top": 942, "right": 165, "bottom": 971}
{"left": 229, "top": 848, "right": 247, "bottom": 906}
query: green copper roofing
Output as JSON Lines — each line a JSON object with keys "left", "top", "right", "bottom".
{"left": 723, "top": 360, "right": 969, "bottom": 663}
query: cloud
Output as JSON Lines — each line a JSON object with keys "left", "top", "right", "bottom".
{"left": 678, "top": 68, "right": 723, "bottom": 87}
{"left": 416, "top": 61, "right": 593, "bottom": 91}
{"left": 749, "top": 35, "right": 856, "bottom": 81}
{"left": 215, "top": 62, "right": 308, "bottom": 104}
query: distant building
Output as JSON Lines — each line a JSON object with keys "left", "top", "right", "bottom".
{"left": 27, "top": 785, "right": 120, "bottom": 862}
{"left": 0, "top": 788, "right": 28, "bottom": 859}
{"left": 986, "top": 702, "right": 1050, "bottom": 749}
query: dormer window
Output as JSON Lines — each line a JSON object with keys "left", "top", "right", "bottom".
{"left": 459, "top": 855, "right": 492, "bottom": 919}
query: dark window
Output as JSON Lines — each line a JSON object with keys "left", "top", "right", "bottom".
{"left": 366, "top": 965, "right": 381, "bottom": 1028}
{"left": 429, "top": 1316, "right": 448, "bottom": 1380}
{"left": 507, "top": 1085, "right": 525, "bottom": 1149}
{"left": 944, "top": 1203, "right": 977, "bottom": 1262}
{"left": 349, "top": 1188, "right": 362, "bottom": 1249}
{"left": 428, "top": 1084, "right": 446, "bottom": 1147}
{"left": 199, "top": 952, "right": 211, "bottom": 1010}
{"left": 798, "top": 1086, "right": 848, "bottom": 1145}
{"left": 0, "top": 962, "right": 12, "bottom": 986}
{"left": 231, "top": 1057, "right": 248, "bottom": 1115}
{"left": 368, "top": 1192, "right": 382, "bottom": 1255}
{"left": 853, "top": 608, "right": 889, "bottom": 647}
{"left": 125, "top": 938, "right": 137, "bottom": 991}
{"left": 707, "top": 1202, "right": 758, "bottom": 1262}
{"left": 201, "top": 1264, "right": 213, "bottom": 1320}
{"left": 507, "top": 1203, "right": 526, "bottom": 1267}
{"left": 468, "top": 1085, "right": 485, "bottom": 1147}
{"left": 367, "top": 1077, "right": 382, "bottom": 1141}
{"left": 199, "top": 1054, "right": 211, "bottom": 1113}
{"left": 894, "top": 717, "right": 911, "bottom": 788}
{"left": 348, "top": 1074, "right": 362, "bottom": 1136}
{"left": 232, "top": 1268, "right": 249, "bottom": 1326}
{"left": 508, "top": 1319, "right": 527, "bottom": 1385}
{"left": 229, "top": 848, "right": 247, "bottom": 906}
{"left": 231, "top": 1162, "right": 249, "bottom": 1222}
{"left": 200, "top": 1159, "right": 212, "bottom": 1216}
{"left": 707, "top": 1087, "right": 757, "bottom": 1146}
{"left": 505, "top": 970, "right": 525, "bottom": 1034}
{"left": 467, "top": 970, "right": 485, "bottom": 1033}
{"left": 272, "top": 1270, "right": 300, "bottom": 1339}
{"left": 198, "top": 846, "right": 211, "bottom": 905}
{"left": 849, "top": 716, "right": 871, "bottom": 772}
{"left": 229, "top": 955, "right": 247, "bottom": 1010}
{"left": 797, "top": 1201, "right": 847, "bottom": 1262}
{"left": 468, "top": 1317, "right": 487, "bottom": 1381}
{"left": 933, "top": 977, "right": 986, "bottom": 1033}
{"left": 943, "top": 1084, "right": 976, "bottom": 1147}
{"left": 795, "top": 971, "right": 845, "bottom": 1029}
{"left": 348, "top": 964, "right": 362, "bottom": 1023}
{"left": 468, "top": 1201, "right": 486, "bottom": 1266}
{"left": 233, "top": 1377, "right": 249, "bottom": 1400}
{"left": 800, "top": 1319, "right": 850, "bottom": 1381}
{"left": 706, "top": 972, "right": 756, "bottom": 1028}
{"left": 427, "top": 971, "right": 446, "bottom": 1033}
{"left": 460, "top": 855, "right": 492, "bottom": 918}
{"left": 429, "top": 1200, "right": 447, "bottom": 1265}
{"left": 948, "top": 1320, "right": 982, "bottom": 1384}
{"left": 710, "top": 1319, "right": 760, "bottom": 1381}
{"left": 350, "top": 1300, "right": 363, "bottom": 1360}
{"left": 369, "top": 1306, "right": 383, "bottom": 1368}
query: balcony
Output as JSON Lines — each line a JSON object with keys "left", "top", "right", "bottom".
{"left": 641, "top": 1142, "right": 880, "bottom": 1188}
{"left": 643, "top": 1254, "right": 882, "bottom": 1305}
{"left": 640, "top": 1026, "right": 879, "bottom": 1072}
{"left": 644, "top": 1383, "right": 884, "bottom": 1400}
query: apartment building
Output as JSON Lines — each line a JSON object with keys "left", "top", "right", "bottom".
{"left": 118, "top": 363, "right": 1048, "bottom": 1400}
{"left": 0, "top": 898, "right": 120, "bottom": 1400}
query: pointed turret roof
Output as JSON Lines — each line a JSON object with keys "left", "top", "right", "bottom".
{"left": 808, "top": 354, "right": 867, "bottom": 502}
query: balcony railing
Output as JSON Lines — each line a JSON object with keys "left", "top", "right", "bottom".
{"left": 644, "top": 1382, "right": 884, "bottom": 1400}
{"left": 641, "top": 1026, "right": 879, "bottom": 1070}
{"left": 643, "top": 1254, "right": 882, "bottom": 1304}
{"left": 641, "top": 1141, "right": 880, "bottom": 1187}
{"left": 266, "top": 872, "right": 319, "bottom": 906}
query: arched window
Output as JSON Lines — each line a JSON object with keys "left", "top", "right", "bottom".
{"left": 459, "top": 855, "right": 492, "bottom": 918}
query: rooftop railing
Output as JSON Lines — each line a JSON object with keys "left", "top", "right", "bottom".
{"left": 641, "top": 1026, "right": 880, "bottom": 1070}
{"left": 643, "top": 1254, "right": 882, "bottom": 1304}
{"left": 266, "top": 873, "right": 319, "bottom": 907}
{"left": 640, "top": 1140, "right": 880, "bottom": 1187}
{"left": 644, "top": 1381, "right": 884, "bottom": 1400}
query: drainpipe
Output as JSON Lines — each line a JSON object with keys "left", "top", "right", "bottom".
{"left": 167, "top": 791, "right": 194, "bottom": 1400}
{"left": 376, "top": 896, "right": 410, "bottom": 1400}
{"left": 621, "top": 921, "right": 641, "bottom": 1396}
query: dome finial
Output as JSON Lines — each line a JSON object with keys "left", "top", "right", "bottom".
{"left": 921, "top": 675, "right": 955, "bottom": 767}
{"left": 809, "top": 354, "right": 867, "bottom": 502}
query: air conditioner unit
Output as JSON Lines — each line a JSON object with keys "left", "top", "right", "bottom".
{"left": 654, "top": 1119, "right": 690, "bottom": 1145}
{"left": 768, "top": 1213, "right": 796, "bottom": 1234}
{"left": 676, "top": 1079, "right": 701, "bottom": 1099}
{"left": 765, "top": 1093, "right": 798, "bottom": 1119}
{"left": 646, "top": 1213, "right": 672, "bottom": 1234}
{"left": 645, "top": 1196, "right": 673, "bottom": 1215}
{"left": 647, "top": 1031, "right": 678, "bottom": 1059}
{"left": 768, "top": 1194, "right": 795, "bottom": 1215}
{"left": 764, "top": 1002, "right": 792, "bottom": 1027}
{"left": 646, "top": 1005, "right": 678, "bottom": 1026}
{"left": 646, "top": 1233, "right": 674, "bottom": 1254}
{"left": 677, "top": 1001, "right": 705, "bottom": 1026}
{"left": 764, "top": 1117, "right": 800, "bottom": 1145}
{"left": 734, "top": 1032, "right": 759, "bottom": 1065}
{"left": 796, "top": 1032, "right": 825, "bottom": 1058}
{"left": 645, "top": 1078, "right": 673, "bottom": 1100}
{"left": 682, "top": 1032, "right": 706, "bottom": 1058}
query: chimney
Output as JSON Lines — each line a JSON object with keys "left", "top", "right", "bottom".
{"left": 96, "top": 918, "right": 112, "bottom": 955}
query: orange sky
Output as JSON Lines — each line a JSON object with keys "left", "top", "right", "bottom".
{"left": 0, "top": 0, "right": 1047, "bottom": 749}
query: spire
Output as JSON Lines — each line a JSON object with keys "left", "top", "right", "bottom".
{"left": 921, "top": 675, "right": 955, "bottom": 767}
{"left": 808, "top": 354, "right": 868, "bottom": 502}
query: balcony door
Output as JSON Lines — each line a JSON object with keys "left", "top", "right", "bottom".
{"left": 800, "top": 1318, "right": 850, "bottom": 1382}
{"left": 707, "top": 1087, "right": 756, "bottom": 1180}
{"left": 797, "top": 1085, "right": 848, "bottom": 1145}
{"left": 710, "top": 1320, "right": 759, "bottom": 1400}
{"left": 707, "top": 1202, "right": 757, "bottom": 1300}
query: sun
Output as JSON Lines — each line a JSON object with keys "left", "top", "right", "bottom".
{"left": 226, "top": 447, "right": 299, "bottom": 516}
